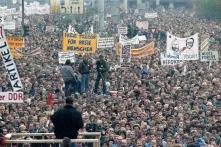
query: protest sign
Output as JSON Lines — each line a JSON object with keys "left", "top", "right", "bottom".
{"left": 131, "top": 42, "right": 155, "bottom": 58}
{"left": 167, "top": 32, "right": 199, "bottom": 60}
{"left": 119, "top": 34, "right": 139, "bottom": 45}
{"left": 0, "top": 92, "right": 24, "bottom": 103}
{"left": 118, "top": 26, "right": 128, "bottom": 35}
{"left": 58, "top": 51, "right": 75, "bottom": 64}
{"left": 144, "top": 12, "right": 158, "bottom": 18}
{"left": 97, "top": 37, "right": 114, "bottom": 48}
{"left": 0, "top": 25, "right": 23, "bottom": 91}
{"left": 200, "top": 51, "right": 219, "bottom": 62}
{"left": 6, "top": 36, "right": 24, "bottom": 59}
{"left": 120, "top": 43, "right": 131, "bottom": 67}
{"left": 160, "top": 53, "right": 183, "bottom": 66}
{"left": 136, "top": 21, "right": 149, "bottom": 30}
{"left": 63, "top": 32, "right": 97, "bottom": 54}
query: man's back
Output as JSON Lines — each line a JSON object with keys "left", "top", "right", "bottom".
{"left": 51, "top": 104, "right": 83, "bottom": 139}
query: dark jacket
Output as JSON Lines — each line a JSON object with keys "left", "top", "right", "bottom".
{"left": 79, "top": 60, "right": 91, "bottom": 74}
{"left": 60, "top": 65, "right": 75, "bottom": 82}
{"left": 96, "top": 59, "right": 109, "bottom": 75}
{"left": 51, "top": 105, "right": 83, "bottom": 139}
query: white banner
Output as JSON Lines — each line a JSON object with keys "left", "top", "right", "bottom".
{"left": 144, "top": 12, "right": 158, "bottom": 18}
{"left": 58, "top": 51, "right": 75, "bottom": 64}
{"left": 118, "top": 26, "right": 128, "bottom": 35}
{"left": 136, "top": 21, "right": 149, "bottom": 30}
{"left": 119, "top": 35, "right": 146, "bottom": 45}
{"left": 97, "top": 37, "right": 114, "bottom": 48}
{"left": 200, "top": 51, "right": 219, "bottom": 62}
{"left": 160, "top": 53, "right": 183, "bottom": 66}
{"left": 166, "top": 32, "right": 199, "bottom": 60}
{"left": 0, "top": 92, "right": 23, "bottom": 103}
{"left": 46, "top": 25, "right": 55, "bottom": 32}
{"left": 0, "top": 25, "right": 23, "bottom": 91}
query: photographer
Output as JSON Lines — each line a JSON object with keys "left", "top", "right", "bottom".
{"left": 94, "top": 55, "right": 109, "bottom": 95}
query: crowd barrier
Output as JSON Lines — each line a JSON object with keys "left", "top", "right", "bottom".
{"left": 5, "top": 132, "right": 101, "bottom": 147}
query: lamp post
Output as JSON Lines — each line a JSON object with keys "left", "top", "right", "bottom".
{"left": 22, "top": 0, "right": 25, "bottom": 36}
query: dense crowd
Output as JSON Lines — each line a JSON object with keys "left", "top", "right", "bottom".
{"left": 0, "top": 6, "right": 221, "bottom": 147}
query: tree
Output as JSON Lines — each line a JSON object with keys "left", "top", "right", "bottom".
{"left": 196, "top": 0, "right": 221, "bottom": 20}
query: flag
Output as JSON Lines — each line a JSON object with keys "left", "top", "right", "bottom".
{"left": 47, "top": 92, "right": 54, "bottom": 107}
{"left": 29, "top": 47, "right": 41, "bottom": 56}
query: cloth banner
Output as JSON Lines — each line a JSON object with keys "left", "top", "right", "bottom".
{"left": 200, "top": 51, "right": 219, "bottom": 62}
{"left": 144, "top": 12, "right": 158, "bottom": 18}
{"left": 97, "top": 37, "right": 114, "bottom": 48}
{"left": 63, "top": 32, "right": 97, "bottom": 54}
{"left": 136, "top": 21, "right": 149, "bottom": 30}
{"left": 166, "top": 32, "right": 199, "bottom": 60}
{"left": 131, "top": 42, "right": 155, "bottom": 58}
{"left": 58, "top": 51, "right": 75, "bottom": 64}
{"left": 0, "top": 92, "right": 23, "bottom": 103}
{"left": 120, "top": 43, "right": 131, "bottom": 67}
{"left": 119, "top": 34, "right": 139, "bottom": 45}
{"left": 0, "top": 25, "right": 23, "bottom": 91}
{"left": 6, "top": 36, "right": 24, "bottom": 59}
{"left": 118, "top": 26, "right": 128, "bottom": 35}
{"left": 160, "top": 53, "right": 183, "bottom": 66}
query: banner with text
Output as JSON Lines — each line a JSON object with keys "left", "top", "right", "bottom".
{"left": 200, "top": 51, "right": 219, "bottom": 62}
{"left": 0, "top": 92, "right": 23, "bottom": 103}
{"left": 97, "top": 37, "right": 114, "bottom": 48}
{"left": 7, "top": 36, "right": 24, "bottom": 59}
{"left": 160, "top": 53, "right": 183, "bottom": 66}
{"left": 131, "top": 42, "right": 155, "bottom": 58}
{"left": 144, "top": 12, "right": 158, "bottom": 18}
{"left": 120, "top": 43, "right": 131, "bottom": 67}
{"left": 167, "top": 32, "right": 199, "bottom": 60}
{"left": 63, "top": 32, "right": 97, "bottom": 54}
{"left": 59, "top": 51, "right": 75, "bottom": 64}
{"left": 0, "top": 25, "right": 23, "bottom": 91}
{"left": 118, "top": 26, "right": 128, "bottom": 35}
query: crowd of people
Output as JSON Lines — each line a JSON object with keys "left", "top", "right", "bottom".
{"left": 0, "top": 5, "right": 221, "bottom": 147}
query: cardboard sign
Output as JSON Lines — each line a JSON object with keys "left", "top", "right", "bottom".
{"left": 161, "top": 53, "right": 183, "bottom": 66}
{"left": 145, "top": 12, "right": 158, "bottom": 18}
{"left": 200, "top": 51, "right": 219, "bottom": 61}
{"left": 0, "top": 92, "right": 24, "bottom": 103}
{"left": 118, "top": 26, "right": 128, "bottom": 35}
{"left": 63, "top": 33, "right": 97, "bottom": 54}
{"left": 97, "top": 37, "right": 114, "bottom": 48}
{"left": 59, "top": 51, "right": 75, "bottom": 64}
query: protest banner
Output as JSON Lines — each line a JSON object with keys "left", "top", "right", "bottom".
{"left": 46, "top": 25, "right": 55, "bottom": 32}
{"left": 144, "top": 12, "right": 158, "bottom": 18}
{"left": 119, "top": 34, "right": 139, "bottom": 45}
{"left": 97, "top": 37, "right": 114, "bottom": 48}
{"left": 200, "top": 51, "right": 219, "bottom": 62}
{"left": 118, "top": 26, "right": 128, "bottom": 35}
{"left": 0, "top": 25, "right": 23, "bottom": 91}
{"left": 63, "top": 33, "right": 97, "bottom": 54}
{"left": 160, "top": 53, "right": 183, "bottom": 66}
{"left": 131, "top": 42, "right": 155, "bottom": 58}
{"left": 0, "top": 92, "right": 24, "bottom": 103}
{"left": 120, "top": 43, "right": 131, "bottom": 67}
{"left": 136, "top": 21, "right": 149, "bottom": 30}
{"left": 58, "top": 51, "right": 75, "bottom": 64}
{"left": 166, "top": 32, "right": 199, "bottom": 60}
{"left": 6, "top": 36, "right": 24, "bottom": 59}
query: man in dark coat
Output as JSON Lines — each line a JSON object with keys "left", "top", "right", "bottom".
{"left": 94, "top": 55, "right": 109, "bottom": 95}
{"left": 51, "top": 97, "right": 84, "bottom": 140}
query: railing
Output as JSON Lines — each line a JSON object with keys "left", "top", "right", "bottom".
{"left": 5, "top": 132, "right": 101, "bottom": 147}
{"left": 6, "top": 139, "right": 100, "bottom": 147}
